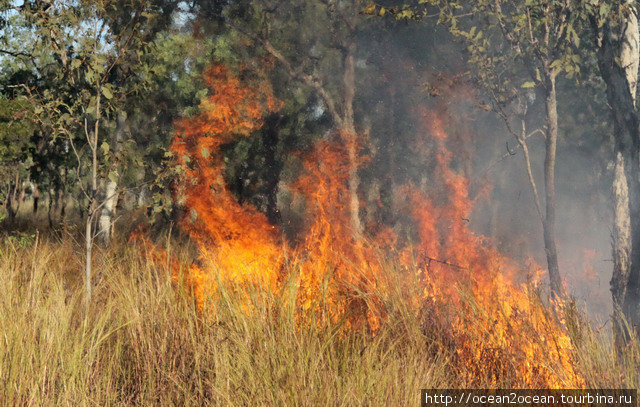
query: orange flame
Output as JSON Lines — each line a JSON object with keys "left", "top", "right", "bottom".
{"left": 171, "top": 65, "right": 283, "bottom": 306}
{"left": 162, "top": 64, "right": 582, "bottom": 387}
{"left": 404, "top": 110, "right": 581, "bottom": 387}
{"left": 291, "top": 136, "right": 385, "bottom": 331}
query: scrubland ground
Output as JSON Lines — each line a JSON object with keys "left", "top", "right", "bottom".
{"left": 0, "top": 228, "right": 638, "bottom": 406}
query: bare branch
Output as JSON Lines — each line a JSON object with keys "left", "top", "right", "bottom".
{"left": 66, "top": 128, "right": 90, "bottom": 201}
{"left": 515, "top": 114, "right": 544, "bottom": 223}
{"left": 231, "top": 23, "right": 344, "bottom": 127}
{"left": 0, "top": 48, "right": 35, "bottom": 62}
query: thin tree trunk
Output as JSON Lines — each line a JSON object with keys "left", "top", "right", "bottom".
{"left": 342, "top": 41, "right": 363, "bottom": 241}
{"left": 98, "top": 178, "right": 118, "bottom": 244}
{"left": 85, "top": 91, "right": 101, "bottom": 303}
{"left": 543, "top": 76, "right": 563, "bottom": 296}
{"left": 6, "top": 180, "right": 14, "bottom": 220}
{"left": 8, "top": 172, "right": 20, "bottom": 220}
{"left": 47, "top": 188, "right": 54, "bottom": 229}
{"left": 58, "top": 170, "right": 67, "bottom": 222}
{"left": 2, "top": 181, "right": 9, "bottom": 211}
{"left": 33, "top": 182, "right": 39, "bottom": 214}
{"left": 17, "top": 179, "right": 27, "bottom": 209}
{"left": 137, "top": 185, "right": 148, "bottom": 208}
{"left": 85, "top": 211, "right": 93, "bottom": 301}
{"left": 87, "top": 125, "right": 98, "bottom": 302}
{"left": 59, "top": 189, "right": 66, "bottom": 221}
{"left": 12, "top": 172, "right": 20, "bottom": 215}
{"left": 98, "top": 112, "right": 125, "bottom": 245}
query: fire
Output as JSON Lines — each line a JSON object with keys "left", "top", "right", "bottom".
{"left": 170, "top": 65, "right": 283, "bottom": 307}
{"left": 162, "top": 64, "right": 582, "bottom": 387}
{"left": 291, "top": 136, "right": 385, "bottom": 331}
{"left": 397, "top": 111, "right": 581, "bottom": 387}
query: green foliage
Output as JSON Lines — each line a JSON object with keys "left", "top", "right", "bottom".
{"left": 127, "top": 32, "right": 217, "bottom": 221}
{"left": 0, "top": 0, "right": 188, "bottom": 223}
{"left": 0, "top": 97, "right": 34, "bottom": 204}
{"left": 0, "top": 97, "right": 34, "bottom": 179}
{"left": 5, "top": 231, "right": 36, "bottom": 247}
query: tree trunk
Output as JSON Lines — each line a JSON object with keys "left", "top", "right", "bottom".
{"left": 85, "top": 208, "right": 93, "bottom": 302}
{"left": 6, "top": 181, "right": 14, "bottom": 220}
{"left": 611, "top": 9, "right": 638, "bottom": 312}
{"left": 85, "top": 91, "right": 102, "bottom": 303}
{"left": 59, "top": 168, "right": 68, "bottom": 222}
{"left": 17, "top": 179, "right": 27, "bottom": 209}
{"left": 98, "top": 178, "right": 118, "bottom": 244}
{"left": 33, "top": 182, "right": 39, "bottom": 214}
{"left": 86, "top": 130, "right": 98, "bottom": 302}
{"left": 7, "top": 172, "right": 20, "bottom": 220}
{"left": 342, "top": 41, "right": 363, "bottom": 241}
{"left": 2, "top": 181, "right": 9, "bottom": 212}
{"left": 542, "top": 76, "right": 563, "bottom": 296}
{"left": 594, "top": 8, "right": 640, "bottom": 336}
{"left": 612, "top": 151, "right": 631, "bottom": 308}
{"left": 47, "top": 188, "right": 54, "bottom": 229}
{"left": 59, "top": 190, "right": 66, "bottom": 221}
{"left": 98, "top": 112, "right": 125, "bottom": 245}
{"left": 137, "top": 185, "right": 148, "bottom": 208}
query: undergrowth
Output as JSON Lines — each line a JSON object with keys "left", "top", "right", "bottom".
{"left": 0, "top": 234, "right": 637, "bottom": 406}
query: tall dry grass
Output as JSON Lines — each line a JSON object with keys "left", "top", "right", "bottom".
{"left": 0, "top": 233, "right": 637, "bottom": 406}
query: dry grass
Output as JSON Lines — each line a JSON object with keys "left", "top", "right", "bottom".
{"left": 0, "top": 232, "right": 637, "bottom": 406}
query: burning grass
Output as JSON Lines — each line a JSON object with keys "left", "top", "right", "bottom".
{"left": 0, "top": 236, "right": 638, "bottom": 405}
{"left": 163, "top": 64, "right": 589, "bottom": 388}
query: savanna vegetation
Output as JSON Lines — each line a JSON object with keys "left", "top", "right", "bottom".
{"left": 1, "top": 0, "right": 640, "bottom": 405}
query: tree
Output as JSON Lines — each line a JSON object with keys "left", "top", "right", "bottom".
{"left": 372, "top": 0, "right": 583, "bottom": 296}
{"left": 92, "top": 0, "right": 180, "bottom": 244}
{"left": 121, "top": 29, "right": 218, "bottom": 223}
{"left": 2, "top": 0, "right": 179, "bottom": 300}
{"left": 0, "top": 97, "right": 34, "bottom": 221}
{"left": 225, "top": 0, "right": 371, "bottom": 240}
{"left": 588, "top": 0, "right": 640, "bottom": 337}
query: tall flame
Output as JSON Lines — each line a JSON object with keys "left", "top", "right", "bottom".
{"left": 291, "top": 136, "right": 385, "bottom": 331}
{"left": 171, "top": 65, "right": 283, "bottom": 306}
{"left": 367, "top": 109, "right": 581, "bottom": 387}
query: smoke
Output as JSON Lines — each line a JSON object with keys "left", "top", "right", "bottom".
{"left": 213, "top": 16, "right": 615, "bottom": 322}
{"left": 353, "top": 21, "right": 615, "bottom": 321}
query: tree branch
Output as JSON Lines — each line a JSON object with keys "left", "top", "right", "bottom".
{"left": 493, "top": 0, "right": 543, "bottom": 87}
{"left": 515, "top": 114, "right": 544, "bottom": 223}
{"left": 231, "top": 22, "right": 344, "bottom": 127}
